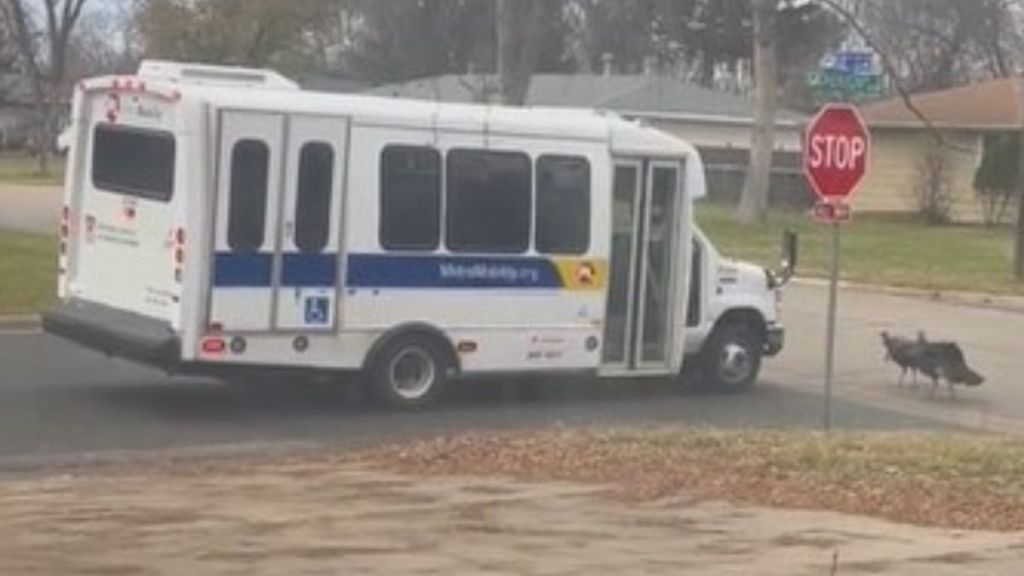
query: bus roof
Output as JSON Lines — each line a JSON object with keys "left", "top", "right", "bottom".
{"left": 82, "top": 61, "right": 700, "bottom": 159}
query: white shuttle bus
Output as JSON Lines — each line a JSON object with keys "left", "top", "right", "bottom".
{"left": 44, "top": 61, "right": 794, "bottom": 408}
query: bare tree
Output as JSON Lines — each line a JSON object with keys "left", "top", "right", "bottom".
{"left": 915, "top": 142, "right": 953, "bottom": 224}
{"left": 738, "top": 0, "right": 778, "bottom": 223}
{"left": 854, "top": 0, "right": 1016, "bottom": 92}
{"left": 495, "top": 0, "right": 545, "bottom": 106}
{"left": 5, "top": 0, "right": 89, "bottom": 173}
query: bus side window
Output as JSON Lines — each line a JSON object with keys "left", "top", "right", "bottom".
{"left": 380, "top": 145, "right": 441, "bottom": 251}
{"left": 227, "top": 139, "right": 270, "bottom": 253}
{"left": 446, "top": 149, "right": 531, "bottom": 254}
{"left": 535, "top": 155, "right": 590, "bottom": 255}
{"left": 295, "top": 142, "right": 334, "bottom": 254}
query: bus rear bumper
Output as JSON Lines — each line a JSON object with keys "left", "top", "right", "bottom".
{"left": 42, "top": 300, "right": 181, "bottom": 368}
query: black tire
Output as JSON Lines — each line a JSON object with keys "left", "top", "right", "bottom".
{"left": 367, "top": 334, "right": 450, "bottom": 408}
{"left": 699, "top": 321, "right": 763, "bottom": 393}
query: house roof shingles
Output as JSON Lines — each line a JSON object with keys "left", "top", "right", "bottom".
{"left": 367, "top": 74, "right": 806, "bottom": 125}
{"left": 860, "top": 77, "right": 1024, "bottom": 131}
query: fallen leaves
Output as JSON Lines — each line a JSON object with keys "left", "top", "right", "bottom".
{"left": 356, "top": 428, "right": 1024, "bottom": 532}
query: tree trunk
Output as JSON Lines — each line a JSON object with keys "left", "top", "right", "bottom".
{"left": 1015, "top": 103, "right": 1024, "bottom": 280}
{"left": 33, "top": 78, "right": 55, "bottom": 175}
{"left": 738, "top": 0, "right": 778, "bottom": 224}
{"left": 495, "top": 0, "right": 543, "bottom": 106}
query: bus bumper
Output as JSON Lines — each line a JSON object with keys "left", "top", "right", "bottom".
{"left": 42, "top": 300, "right": 181, "bottom": 368}
{"left": 764, "top": 323, "right": 785, "bottom": 357}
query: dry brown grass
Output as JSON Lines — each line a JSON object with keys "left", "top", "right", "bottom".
{"left": 360, "top": 428, "right": 1024, "bottom": 532}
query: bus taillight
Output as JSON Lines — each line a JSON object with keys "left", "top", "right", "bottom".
{"left": 59, "top": 205, "right": 70, "bottom": 267}
{"left": 173, "top": 227, "right": 185, "bottom": 282}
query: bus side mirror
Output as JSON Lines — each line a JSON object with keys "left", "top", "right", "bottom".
{"left": 776, "top": 230, "right": 798, "bottom": 286}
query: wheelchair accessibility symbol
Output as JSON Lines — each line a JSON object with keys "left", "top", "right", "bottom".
{"left": 304, "top": 296, "right": 330, "bottom": 325}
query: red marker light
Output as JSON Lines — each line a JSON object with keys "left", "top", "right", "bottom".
{"left": 174, "top": 248, "right": 185, "bottom": 264}
{"left": 175, "top": 227, "right": 186, "bottom": 245}
{"left": 201, "top": 338, "right": 226, "bottom": 354}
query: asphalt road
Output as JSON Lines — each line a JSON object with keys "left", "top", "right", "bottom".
{"left": 767, "top": 282, "right": 1024, "bottom": 434}
{"left": 4, "top": 281, "right": 1023, "bottom": 464}
{"left": 0, "top": 325, "right": 940, "bottom": 464}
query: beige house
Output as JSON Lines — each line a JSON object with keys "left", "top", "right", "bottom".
{"left": 858, "top": 78, "right": 1024, "bottom": 223}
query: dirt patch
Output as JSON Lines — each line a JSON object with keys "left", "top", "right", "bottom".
{"left": 0, "top": 444, "right": 1023, "bottom": 575}
{"left": 359, "top": 428, "right": 1024, "bottom": 532}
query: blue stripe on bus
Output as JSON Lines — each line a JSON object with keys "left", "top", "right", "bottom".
{"left": 213, "top": 253, "right": 273, "bottom": 287}
{"left": 282, "top": 253, "right": 337, "bottom": 287}
{"left": 345, "top": 253, "right": 562, "bottom": 289}
{"left": 214, "top": 252, "right": 338, "bottom": 288}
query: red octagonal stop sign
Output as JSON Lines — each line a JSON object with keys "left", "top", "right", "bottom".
{"left": 803, "top": 103, "right": 870, "bottom": 202}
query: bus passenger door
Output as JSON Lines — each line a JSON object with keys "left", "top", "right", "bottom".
{"left": 209, "top": 111, "right": 284, "bottom": 332}
{"left": 602, "top": 160, "right": 683, "bottom": 372}
{"left": 273, "top": 116, "right": 348, "bottom": 331}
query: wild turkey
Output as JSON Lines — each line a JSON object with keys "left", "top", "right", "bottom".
{"left": 917, "top": 340, "right": 985, "bottom": 398}
{"left": 880, "top": 331, "right": 927, "bottom": 386}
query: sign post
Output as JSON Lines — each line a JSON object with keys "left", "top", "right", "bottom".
{"left": 803, "top": 103, "right": 870, "bottom": 431}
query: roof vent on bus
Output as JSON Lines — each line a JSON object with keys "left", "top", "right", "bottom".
{"left": 137, "top": 60, "right": 300, "bottom": 91}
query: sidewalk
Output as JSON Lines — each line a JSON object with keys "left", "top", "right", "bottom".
{"left": 793, "top": 277, "right": 1024, "bottom": 314}
{"left": 0, "top": 183, "right": 61, "bottom": 234}
{"left": 1, "top": 454, "right": 1023, "bottom": 575}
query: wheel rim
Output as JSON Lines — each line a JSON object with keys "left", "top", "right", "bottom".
{"left": 388, "top": 347, "right": 436, "bottom": 400}
{"left": 717, "top": 342, "right": 752, "bottom": 385}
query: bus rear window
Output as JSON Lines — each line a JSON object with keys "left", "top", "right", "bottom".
{"left": 92, "top": 125, "right": 176, "bottom": 202}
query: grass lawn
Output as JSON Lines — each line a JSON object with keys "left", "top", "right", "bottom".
{"left": 367, "top": 428, "right": 1024, "bottom": 531}
{"left": 0, "top": 230, "right": 56, "bottom": 315}
{"left": 0, "top": 152, "right": 64, "bottom": 186}
{"left": 697, "top": 202, "right": 1024, "bottom": 296}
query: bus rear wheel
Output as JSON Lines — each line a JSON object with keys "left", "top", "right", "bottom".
{"left": 368, "top": 334, "right": 450, "bottom": 408}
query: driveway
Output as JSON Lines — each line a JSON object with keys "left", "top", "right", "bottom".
{"left": 0, "top": 184, "right": 61, "bottom": 234}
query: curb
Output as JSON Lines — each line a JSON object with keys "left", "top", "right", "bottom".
{"left": 828, "top": 384, "right": 1024, "bottom": 438}
{"left": 791, "top": 277, "right": 1024, "bottom": 314}
{"left": 0, "top": 440, "right": 326, "bottom": 477}
{"left": 0, "top": 314, "right": 41, "bottom": 331}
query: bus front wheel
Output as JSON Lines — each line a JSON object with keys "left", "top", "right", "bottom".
{"left": 699, "top": 320, "right": 763, "bottom": 393}
{"left": 367, "top": 334, "right": 450, "bottom": 408}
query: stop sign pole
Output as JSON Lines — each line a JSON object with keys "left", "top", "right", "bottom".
{"left": 803, "top": 103, "right": 870, "bottom": 432}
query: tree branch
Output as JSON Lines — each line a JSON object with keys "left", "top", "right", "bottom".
{"left": 816, "top": 0, "right": 975, "bottom": 155}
